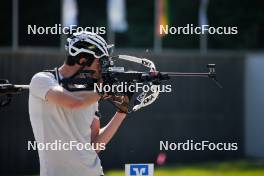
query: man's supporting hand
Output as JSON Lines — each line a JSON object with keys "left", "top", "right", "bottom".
{"left": 110, "top": 95, "right": 130, "bottom": 114}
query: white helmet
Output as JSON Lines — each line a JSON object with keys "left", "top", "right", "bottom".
{"left": 65, "top": 31, "right": 113, "bottom": 66}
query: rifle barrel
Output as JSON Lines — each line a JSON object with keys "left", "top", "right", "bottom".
{"left": 161, "top": 72, "right": 209, "bottom": 78}
{"left": 14, "top": 85, "right": 29, "bottom": 89}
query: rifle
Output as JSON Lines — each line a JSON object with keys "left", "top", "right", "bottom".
{"left": 0, "top": 79, "right": 29, "bottom": 107}
{"left": 0, "top": 55, "right": 222, "bottom": 110}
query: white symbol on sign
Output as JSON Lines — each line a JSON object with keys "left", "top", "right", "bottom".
{"left": 132, "top": 167, "right": 146, "bottom": 176}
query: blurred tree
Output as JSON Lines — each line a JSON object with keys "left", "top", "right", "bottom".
{"left": 19, "top": 0, "right": 60, "bottom": 47}
{"left": 208, "top": 0, "right": 264, "bottom": 49}
{"left": 0, "top": 1, "right": 12, "bottom": 46}
{"left": 162, "top": 0, "right": 200, "bottom": 49}
{"left": 0, "top": 0, "right": 263, "bottom": 49}
{"left": 78, "top": 0, "right": 107, "bottom": 39}
{"left": 115, "top": 0, "right": 154, "bottom": 48}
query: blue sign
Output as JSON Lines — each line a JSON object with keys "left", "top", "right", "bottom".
{"left": 125, "top": 164, "right": 154, "bottom": 176}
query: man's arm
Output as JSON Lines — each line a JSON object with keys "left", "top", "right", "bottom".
{"left": 91, "top": 112, "right": 126, "bottom": 153}
{"left": 46, "top": 86, "right": 101, "bottom": 109}
{"left": 91, "top": 117, "right": 100, "bottom": 143}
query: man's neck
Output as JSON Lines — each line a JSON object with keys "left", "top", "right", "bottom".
{"left": 58, "top": 64, "right": 80, "bottom": 78}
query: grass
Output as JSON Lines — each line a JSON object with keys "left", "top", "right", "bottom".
{"left": 105, "top": 160, "right": 264, "bottom": 176}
